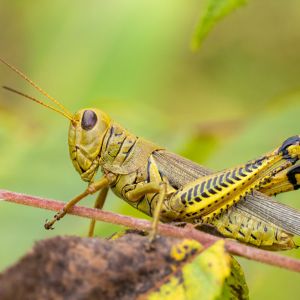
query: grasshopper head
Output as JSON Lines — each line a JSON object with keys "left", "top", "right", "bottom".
{"left": 68, "top": 108, "right": 111, "bottom": 181}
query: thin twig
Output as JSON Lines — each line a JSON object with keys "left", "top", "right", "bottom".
{"left": 1, "top": 189, "right": 300, "bottom": 273}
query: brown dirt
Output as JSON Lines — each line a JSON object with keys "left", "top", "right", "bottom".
{"left": 0, "top": 232, "right": 190, "bottom": 300}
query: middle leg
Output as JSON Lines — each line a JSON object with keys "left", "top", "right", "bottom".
{"left": 125, "top": 181, "right": 168, "bottom": 241}
{"left": 88, "top": 186, "right": 109, "bottom": 237}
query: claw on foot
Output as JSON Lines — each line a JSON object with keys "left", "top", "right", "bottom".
{"left": 44, "top": 210, "right": 65, "bottom": 230}
{"left": 44, "top": 219, "right": 55, "bottom": 230}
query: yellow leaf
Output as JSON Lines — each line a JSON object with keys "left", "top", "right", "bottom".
{"left": 148, "top": 240, "right": 233, "bottom": 300}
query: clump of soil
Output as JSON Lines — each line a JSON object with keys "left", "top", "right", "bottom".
{"left": 0, "top": 232, "right": 189, "bottom": 300}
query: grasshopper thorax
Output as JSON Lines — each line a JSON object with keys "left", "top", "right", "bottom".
{"left": 68, "top": 108, "right": 111, "bottom": 182}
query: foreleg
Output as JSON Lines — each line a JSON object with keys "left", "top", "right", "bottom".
{"left": 44, "top": 175, "right": 114, "bottom": 230}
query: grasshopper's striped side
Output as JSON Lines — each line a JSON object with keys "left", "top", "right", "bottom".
{"left": 206, "top": 207, "right": 295, "bottom": 250}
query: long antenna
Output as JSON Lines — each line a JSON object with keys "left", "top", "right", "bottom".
{"left": 0, "top": 57, "right": 73, "bottom": 119}
{"left": 3, "top": 86, "right": 73, "bottom": 121}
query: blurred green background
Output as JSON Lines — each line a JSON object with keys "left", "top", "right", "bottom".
{"left": 0, "top": 0, "right": 300, "bottom": 298}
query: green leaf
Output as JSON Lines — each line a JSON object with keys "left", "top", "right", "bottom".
{"left": 191, "top": 0, "right": 247, "bottom": 50}
{"left": 146, "top": 240, "right": 248, "bottom": 300}
{"left": 218, "top": 258, "right": 249, "bottom": 300}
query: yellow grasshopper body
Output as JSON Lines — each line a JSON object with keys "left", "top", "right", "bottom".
{"left": 2, "top": 58, "right": 300, "bottom": 250}
{"left": 67, "top": 109, "right": 300, "bottom": 250}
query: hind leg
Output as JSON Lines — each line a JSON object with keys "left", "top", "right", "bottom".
{"left": 166, "top": 135, "right": 300, "bottom": 223}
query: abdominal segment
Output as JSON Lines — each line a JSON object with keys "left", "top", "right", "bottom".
{"left": 204, "top": 206, "right": 296, "bottom": 250}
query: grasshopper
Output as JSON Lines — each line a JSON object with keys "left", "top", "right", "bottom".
{"left": 1, "top": 58, "right": 300, "bottom": 250}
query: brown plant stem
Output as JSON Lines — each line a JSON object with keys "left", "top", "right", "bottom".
{"left": 1, "top": 189, "right": 300, "bottom": 273}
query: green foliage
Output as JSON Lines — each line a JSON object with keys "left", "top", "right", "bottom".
{"left": 219, "top": 258, "right": 249, "bottom": 300}
{"left": 192, "top": 0, "right": 247, "bottom": 49}
{"left": 180, "top": 134, "right": 219, "bottom": 164}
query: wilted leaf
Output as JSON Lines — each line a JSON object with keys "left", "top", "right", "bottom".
{"left": 192, "top": 0, "right": 247, "bottom": 50}
{"left": 146, "top": 239, "right": 248, "bottom": 300}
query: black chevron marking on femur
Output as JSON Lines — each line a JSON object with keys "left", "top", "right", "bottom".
{"left": 208, "top": 188, "right": 217, "bottom": 195}
{"left": 206, "top": 178, "right": 212, "bottom": 189}
{"left": 212, "top": 176, "right": 218, "bottom": 186}
{"left": 187, "top": 188, "right": 193, "bottom": 201}
{"left": 225, "top": 172, "right": 234, "bottom": 184}
{"left": 193, "top": 184, "right": 200, "bottom": 197}
{"left": 238, "top": 167, "right": 247, "bottom": 177}
{"left": 200, "top": 181, "right": 206, "bottom": 194}
{"left": 219, "top": 174, "right": 228, "bottom": 188}
{"left": 231, "top": 169, "right": 241, "bottom": 181}
{"left": 180, "top": 192, "right": 187, "bottom": 202}
{"left": 252, "top": 158, "right": 264, "bottom": 170}
{"left": 245, "top": 163, "right": 252, "bottom": 173}
{"left": 201, "top": 192, "right": 210, "bottom": 198}
{"left": 212, "top": 175, "right": 222, "bottom": 191}
{"left": 256, "top": 157, "right": 264, "bottom": 166}
{"left": 214, "top": 184, "right": 222, "bottom": 191}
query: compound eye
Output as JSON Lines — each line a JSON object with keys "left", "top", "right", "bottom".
{"left": 81, "top": 110, "right": 98, "bottom": 130}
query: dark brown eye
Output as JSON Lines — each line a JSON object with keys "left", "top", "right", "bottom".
{"left": 81, "top": 110, "right": 97, "bottom": 130}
